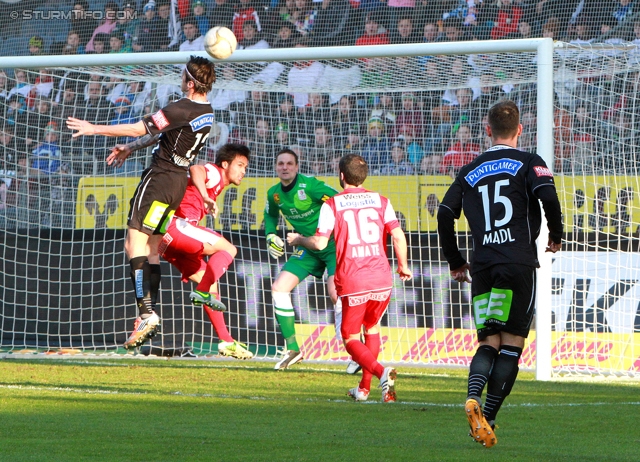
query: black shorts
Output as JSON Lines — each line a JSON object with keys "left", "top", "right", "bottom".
{"left": 471, "top": 263, "right": 537, "bottom": 341}
{"left": 127, "top": 167, "right": 188, "bottom": 235}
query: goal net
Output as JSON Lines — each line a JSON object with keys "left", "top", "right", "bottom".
{"left": 0, "top": 40, "right": 638, "bottom": 379}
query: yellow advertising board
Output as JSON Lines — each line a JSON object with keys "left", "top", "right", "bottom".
{"left": 76, "top": 175, "right": 640, "bottom": 234}
{"left": 295, "top": 324, "right": 640, "bottom": 372}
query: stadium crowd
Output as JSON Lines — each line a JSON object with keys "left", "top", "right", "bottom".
{"left": 1, "top": 0, "right": 640, "bottom": 227}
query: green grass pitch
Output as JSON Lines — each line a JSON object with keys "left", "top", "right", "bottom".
{"left": 0, "top": 357, "right": 638, "bottom": 461}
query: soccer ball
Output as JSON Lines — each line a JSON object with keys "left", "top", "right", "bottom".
{"left": 204, "top": 26, "right": 238, "bottom": 60}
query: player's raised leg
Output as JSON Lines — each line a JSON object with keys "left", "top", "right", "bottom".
{"left": 190, "top": 238, "right": 237, "bottom": 312}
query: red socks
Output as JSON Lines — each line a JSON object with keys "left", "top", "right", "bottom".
{"left": 196, "top": 251, "right": 234, "bottom": 293}
{"left": 345, "top": 336, "right": 384, "bottom": 381}
{"left": 203, "top": 295, "right": 233, "bottom": 343}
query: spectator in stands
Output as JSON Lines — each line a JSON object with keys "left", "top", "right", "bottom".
{"left": 369, "top": 92, "right": 397, "bottom": 127}
{"left": 339, "top": 124, "right": 363, "bottom": 154}
{"left": 439, "top": 16, "right": 465, "bottom": 42}
{"left": 114, "top": 3, "right": 140, "bottom": 49}
{"left": 193, "top": 0, "right": 212, "bottom": 36}
{"left": 153, "top": 1, "right": 176, "bottom": 51}
{"left": 248, "top": 117, "right": 273, "bottom": 159}
{"left": 290, "top": 0, "right": 319, "bottom": 36}
{"left": 296, "top": 92, "right": 330, "bottom": 143}
{"left": 275, "top": 122, "right": 291, "bottom": 148}
{"left": 287, "top": 46, "right": 325, "bottom": 108}
{"left": 71, "top": 0, "right": 98, "bottom": 47}
{"left": 307, "top": 0, "right": 353, "bottom": 47}
{"left": 414, "top": 0, "right": 447, "bottom": 29}
{"left": 8, "top": 69, "right": 32, "bottom": 101}
{"left": 86, "top": 2, "right": 120, "bottom": 52}
{"left": 612, "top": 0, "right": 636, "bottom": 24}
{"left": 394, "top": 91, "right": 424, "bottom": 138}
{"left": 31, "top": 121, "right": 61, "bottom": 175}
{"left": 361, "top": 115, "right": 391, "bottom": 173}
{"left": 179, "top": 16, "right": 206, "bottom": 52}
{"left": 61, "top": 31, "right": 85, "bottom": 55}
{"left": 232, "top": 0, "right": 263, "bottom": 43}
{"left": 110, "top": 31, "right": 133, "bottom": 54}
{"left": 237, "top": 20, "right": 270, "bottom": 51}
{"left": 0, "top": 71, "right": 9, "bottom": 103}
{"left": 379, "top": 138, "right": 415, "bottom": 175}
{"left": 355, "top": 12, "right": 389, "bottom": 47}
{"left": 29, "top": 36, "right": 45, "bottom": 56}
{"left": 274, "top": 93, "right": 301, "bottom": 135}
{"left": 4, "top": 95, "right": 27, "bottom": 135}
{"left": 472, "top": 73, "right": 508, "bottom": 111}
{"left": 309, "top": 123, "right": 337, "bottom": 161}
{"left": 508, "top": 19, "right": 535, "bottom": 39}
{"left": 88, "top": 33, "right": 110, "bottom": 54}
{"left": 519, "top": 108, "right": 537, "bottom": 153}
{"left": 133, "top": 3, "right": 159, "bottom": 52}
{"left": 230, "top": 85, "right": 274, "bottom": 139}
{"left": 23, "top": 97, "right": 54, "bottom": 150}
{"left": 439, "top": 124, "right": 480, "bottom": 177}
{"left": 541, "top": 16, "right": 560, "bottom": 39}
{"left": 397, "top": 124, "right": 425, "bottom": 165}
{"left": 422, "top": 21, "right": 440, "bottom": 44}
{"left": 490, "top": 0, "right": 522, "bottom": 39}
{"left": 332, "top": 95, "right": 366, "bottom": 140}
{"left": 319, "top": 60, "right": 362, "bottom": 106}
{"left": 0, "top": 126, "right": 23, "bottom": 175}
{"left": 390, "top": 15, "right": 420, "bottom": 44}
{"left": 271, "top": 20, "right": 303, "bottom": 48}
{"left": 210, "top": 0, "right": 235, "bottom": 30}
{"left": 418, "top": 152, "right": 442, "bottom": 175}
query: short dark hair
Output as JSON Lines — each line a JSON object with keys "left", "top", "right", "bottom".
{"left": 185, "top": 55, "right": 216, "bottom": 94}
{"left": 339, "top": 154, "right": 367, "bottom": 186}
{"left": 276, "top": 148, "right": 298, "bottom": 165}
{"left": 488, "top": 100, "right": 520, "bottom": 139}
{"left": 182, "top": 16, "right": 198, "bottom": 28}
{"left": 215, "top": 143, "right": 251, "bottom": 167}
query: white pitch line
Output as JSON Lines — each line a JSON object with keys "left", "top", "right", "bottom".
{"left": 1, "top": 384, "right": 638, "bottom": 408}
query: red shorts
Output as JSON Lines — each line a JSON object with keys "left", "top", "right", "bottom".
{"left": 340, "top": 289, "right": 392, "bottom": 338}
{"left": 158, "top": 217, "right": 222, "bottom": 282}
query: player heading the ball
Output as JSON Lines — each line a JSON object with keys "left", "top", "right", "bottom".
{"left": 67, "top": 56, "right": 217, "bottom": 350}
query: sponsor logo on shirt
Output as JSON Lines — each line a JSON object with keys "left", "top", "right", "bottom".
{"left": 298, "top": 190, "right": 307, "bottom": 201}
{"left": 151, "top": 110, "right": 170, "bottom": 130}
{"left": 348, "top": 290, "right": 391, "bottom": 306}
{"left": 464, "top": 158, "right": 523, "bottom": 187}
{"left": 335, "top": 193, "right": 381, "bottom": 211}
{"left": 189, "top": 113, "right": 214, "bottom": 131}
{"left": 533, "top": 166, "right": 553, "bottom": 177}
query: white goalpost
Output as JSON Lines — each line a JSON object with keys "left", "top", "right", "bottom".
{"left": 2, "top": 38, "right": 638, "bottom": 380}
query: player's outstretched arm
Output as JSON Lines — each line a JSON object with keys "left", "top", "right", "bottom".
{"left": 67, "top": 118, "right": 147, "bottom": 139}
{"left": 287, "top": 232, "right": 328, "bottom": 251}
{"left": 390, "top": 227, "right": 412, "bottom": 281}
{"left": 107, "top": 135, "right": 160, "bottom": 167}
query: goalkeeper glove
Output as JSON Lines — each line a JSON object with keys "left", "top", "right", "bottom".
{"left": 266, "top": 234, "right": 285, "bottom": 258}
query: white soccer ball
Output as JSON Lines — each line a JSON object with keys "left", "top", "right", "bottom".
{"left": 204, "top": 26, "right": 238, "bottom": 60}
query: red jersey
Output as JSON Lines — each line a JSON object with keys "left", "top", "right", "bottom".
{"left": 440, "top": 142, "right": 481, "bottom": 174}
{"left": 316, "top": 187, "right": 400, "bottom": 296}
{"left": 174, "top": 163, "right": 225, "bottom": 222}
{"left": 355, "top": 33, "right": 389, "bottom": 47}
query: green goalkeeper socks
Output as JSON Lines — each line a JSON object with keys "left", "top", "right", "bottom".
{"left": 275, "top": 308, "right": 299, "bottom": 351}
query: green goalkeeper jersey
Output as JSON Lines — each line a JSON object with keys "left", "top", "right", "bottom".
{"left": 264, "top": 174, "right": 338, "bottom": 238}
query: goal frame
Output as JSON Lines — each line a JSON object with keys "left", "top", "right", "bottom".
{"left": 2, "top": 38, "right": 556, "bottom": 380}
